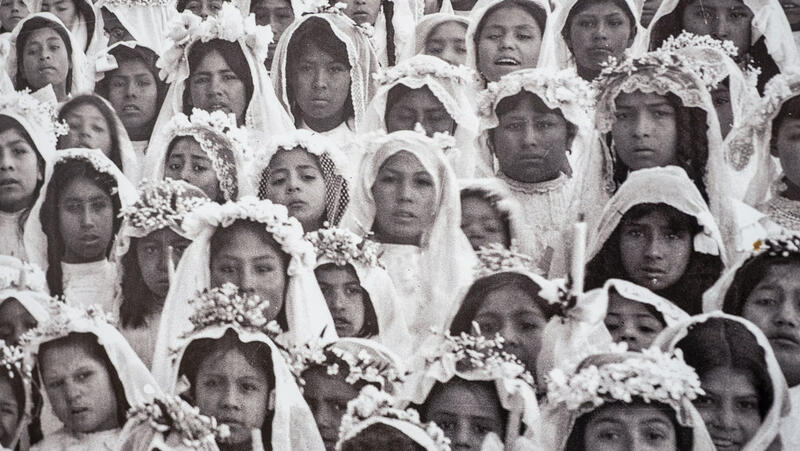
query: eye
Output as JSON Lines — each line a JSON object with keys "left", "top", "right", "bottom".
{"left": 223, "top": 73, "right": 239, "bottom": 81}
{"left": 753, "top": 297, "right": 778, "bottom": 307}
{"left": 218, "top": 265, "right": 237, "bottom": 274}
{"left": 693, "top": 395, "right": 714, "bottom": 407}
{"left": 192, "top": 164, "right": 208, "bottom": 173}
{"left": 76, "top": 370, "right": 93, "bottom": 381}
{"left": 577, "top": 19, "right": 596, "bottom": 28}
{"left": 414, "top": 176, "right": 434, "bottom": 187}
{"left": 476, "top": 319, "right": 499, "bottom": 334}
{"left": 255, "top": 264, "right": 275, "bottom": 273}
{"left": 345, "top": 286, "right": 362, "bottom": 296}
{"left": 167, "top": 162, "right": 182, "bottom": 171}
{"left": 377, "top": 174, "right": 397, "bottom": 184}
{"left": 12, "top": 146, "right": 30, "bottom": 156}
{"left": 335, "top": 401, "right": 348, "bottom": 412}
{"left": 614, "top": 111, "right": 630, "bottom": 120}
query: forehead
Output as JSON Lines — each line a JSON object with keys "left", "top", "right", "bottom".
{"left": 26, "top": 27, "right": 64, "bottom": 44}
{"left": 213, "top": 224, "right": 283, "bottom": 258}
{"left": 686, "top": 0, "right": 749, "bottom": 9}
{"left": 39, "top": 339, "right": 104, "bottom": 371}
{"left": 607, "top": 292, "right": 659, "bottom": 317}
{"left": 268, "top": 147, "right": 320, "bottom": 169}
{"left": 67, "top": 102, "right": 104, "bottom": 119}
{"left": 498, "top": 94, "right": 565, "bottom": 120}
{"left": 169, "top": 136, "right": 205, "bottom": 156}
{"left": 196, "top": 49, "right": 231, "bottom": 71}
{"left": 254, "top": 0, "right": 292, "bottom": 8}
{"left": 392, "top": 87, "right": 446, "bottom": 109}
{"left": 587, "top": 403, "right": 674, "bottom": 426}
{"left": 302, "top": 366, "right": 360, "bottom": 399}
{"left": 700, "top": 366, "right": 758, "bottom": 395}
{"left": 756, "top": 261, "right": 800, "bottom": 287}
{"left": 299, "top": 44, "right": 342, "bottom": 64}
{"left": 114, "top": 57, "right": 152, "bottom": 76}
{"left": 428, "top": 21, "right": 467, "bottom": 40}
{"left": 615, "top": 90, "right": 671, "bottom": 107}
{"left": 315, "top": 265, "right": 360, "bottom": 284}
{"left": 0, "top": 126, "right": 29, "bottom": 145}
{"left": 426, "top": 380, "right": 503, "bottom": 416}
{"left": 61, "top": 175, "right": 110, "bottom": 200}
{"left": 483, "top": 5, "right": 542, "bottom": 29}
{"left": 461, "top": 196, "right": 501, "bottom": 217}
{"left": 198, "top": 346, "right": 267, "bottom": 378}
{"left": 478, "top": 284, "right": 545, "bottom": 315}
{"left": 575, "top": 1, "right": 630, "bottom": 17}
{"left": 379, "top": 150, "right": 429, "bottom": 174}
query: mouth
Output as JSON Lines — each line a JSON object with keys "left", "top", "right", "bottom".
{"left": 640, "top": 267, "right": 667, "bottom": 277}
{"left": 0, "top": 179, "right": 19, "bottom": 187}
{"left": 38, "top": 66, "right": 57, "bottom": 73}
{"left": 352, "top": 11, "right": 371, "bottom": 21}
{"left": 80, "top": 234, "right": 101, "bottom": 244}
{"left": 310, "top": 98, "right": 330, "bottom": 105}
{"left": 494, "top": 57, "right": 520, "bottom": 66}
{"left": 70, "top": 406, "right": 90, "bottom": 417}
{"left": 121, "top": 104, "right": 141, "bottom": 114}
{"left": 333, "top": 316, "right": 351, "bottom": 327}
{"left": 769, "top": 332, "right": 800, "bottom": 347}
{"left": 287, "top": 200, "right": 307, "bottom": 210}
{"left": 710, "top": 436, "right": 739, "bottom": 450}
{"left": 209, "top": 103, "right": 230, "bottom": 113}
{"left": 392, "top": 210, "right": 416, "bottom": 221}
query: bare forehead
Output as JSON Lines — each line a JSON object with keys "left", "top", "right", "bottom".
{"left": 483, "top": 5, "right": 543, "bottom": 28}
{"left": 379, "top": 150, "right": 430, "bottom": 174}
{"left": 26, "top": 27, "right": 65, "bottom": 44}
{"left": 268, "top": 146, "right": 321, "bottom": 169}
{"left": 574, "top": 1, "right": 630, "bottom": 18}
{"left": 67, "top": 102, "right": 105, "bottom": 120}
{"left": 615, "top": 90, "right": 672, "bottom": 107}
{"left": 429, "top": 20, "right": 468, "bottom": 39}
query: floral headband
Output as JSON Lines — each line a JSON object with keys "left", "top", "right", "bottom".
{"left": 747, "top": 70, "right": 800, "bottom": 136}
{"left": 372, "top": 55, "right": 477, "bottom": 88}
{"left": 336, "top": 385, "right": 451, "bottom": 451}
{"left": 545, "top": 347, "right": 704, "bottom": 425}
{"left": 158, "top": 2, "right": 274, "bottom": 83}
{"left": 182, "top": 283, "right": 283, "bottom": 339}
{"left": 0, "top": 88, "right": 68, "bottom": 150}
{"left": 751, "top": 235, "right": 800, "bottom": 257}
{"left": 18, "top": 301, "right": 116, "bottom": 351}
{"left": 54, "top": 148, "right": 121, "bottom": 178}
{"left": 1, "top": 340, "right": 31, "bottom": 381}
{"left": 120, "top": 178, "right": 211, "bottom": 238}
{"left": 126, "top": 392, "right": 231, "bottom": 448}
{"left": 306, "top": 228, "right": 383, "bottom": 269}
{"left": 658, "top": 32, "right": 743, "bottom": 88}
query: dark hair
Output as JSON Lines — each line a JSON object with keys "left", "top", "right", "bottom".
{"left": 418, "top": 377, "right": 509, "bottom": 432}
{"left": 562, "top": 0, "right": 636, "bottom": 49}
{"left": 182, "top": 39, "right": 254, "bottom": 122}
{"left": 0, "top": 115, "right": 45, "bottom": 224}
{"left": 459, "top": 188, "right": 512, "bottom": 248}
{"left": 383, "top": 84, "right": 457, "bottom": 134}
{"left": 119, "top": 237, "right": 159, "bottom": 329}
{"left": 449, "top": 271, "right": 560, "bottom": 335}
{"left": 585, "top": 203, "right": 723, "bottom": 314}
{"left": 38, "top": 332, "right": 130, "bottom": 426}
{"left": 179, "top": 328, "right": 275, "bottom": 447}
{"left": 607, "top": 286, "right": 667, "bottom": 327}
{"left": 39, "top": 158, "right": 123, "bottom": 296}
{"left": 57, "top": 95, "right": 123, "bottom": 170}
{"left": 565, "top": 398, "right": 694, "bottom": 450}
{"left": 608, "top": 92, "right": 710, "bottom": 201}
{"left": 314, "top": 263, "right": 379, "bottom": 338}
{"left": 176, "top": 0, "right": 230, "bottom": 12}
{"left": 769, "top": 94, "right": 800, "bottom": 153}
{"left": 488, "top": 90, "right": 577, "bottom": 154}
{"left": 286, "top": 17, "right": 353, "bottom": 125}
{"left": 676, "top": 317, "right": 774, "bottom": 418}
{"left": 473, "top": 0, "right": 547, "bottom": 78}
{"left": 0, "top": 369, "right": 25, "bottom": 431}
{"left": 15, "top": 17, "right": 73, "bottom": 92}
{"left": 340, "top": 423, "right": 426, "bottom": 451}
{"left": 722, "top": 253, "right": 800, "bottom": 315}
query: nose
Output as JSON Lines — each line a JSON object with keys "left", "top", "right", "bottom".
{"left": 593, "top": 21, "right": 609, "bottom": 40}
{"left": 617, "top": 323, "right": 641, "bottom": 350}
{"left": 499, "top": 32, "right": 516, "bottom": 49}
{"left": 0, "top": 150, "right": 13, "bottom": 170}
{"left": 179, "top": 165, "right": 194, "bottom": 182}
{"left": 317, "top": 402, "right": 336, "bottom": 429}
{"left": 328, "top": 289, "right": 346, "bottom": 312}
{"left": 712, "top": 404, "right": 737, "bottom": 432}
{"left": 285, "top": 174, "right": 300, "bottom": 193}
{"left": 632, "top": 113, "right": 652, "bottom": 138}
{"left": 397, "top": 179, "right": 414, "bottom": 202}
{"left": 644, "top": 235, "right": 665, "bottom": 260}
{"left": 499, "top": 322, "right": 521, "bottom": 348}
{"left": 64, "top": 379, "right": 82, "bottom": 404}
{"left": 777, "top": 298, "right": 800, "bottom": 328}
{"left": 124, "top": 82, "right": 137, "bottom": 99}
{"left": 80, "top": 205, "right": 96, "bottom": 228}
{"left": 453, "top": 420, "right": 472, "bottom": 449}
{"left": 313, "top": 68, "right": 328, "bottom": 90}
{"left": 198, "top": 3, "right": 212, "bottom": 18}
{"left": 221, "top": 384, "right": 240, "bottom": 409}
{"left": 238, "top": 267, "right": 257, "bottom": 294}
{"left": 710, "top": 15, "right": 731, "bottom": 40}
{"left": 208, "top": 74, "right": 225, "bottom": 97}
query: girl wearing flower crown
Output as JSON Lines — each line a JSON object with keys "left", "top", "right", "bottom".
{"left": 0, "top": 257, "right": 50, "bottom": 347}
{"left": 585, "top": 166, "right": 727, "bottom": 314}
{"left": 252, "top": 130, "right": 350, "bottom": 233}
{"left": 341, "top": 130, "right": 476, "bottom": 346}
{"left": 115, "top": 179, "right": 210, "bottom": 369}
{"left": 459, "top": 179, "right": 523, "bottom": 251}
{"left": 30, "top": 0, "right": 106, "bottom": 61}
{"left": 362, "top": 54, "right": 479, "bottom": 178}
{"left": 35, "top": 148, "right": 136, "bottom": 313}
{"left": 655, "top": 313, "right": 789, "bottom": 451}
{"left": 337, "top": 0, "right": 415, "bottom": 67}
{"left": 23, "top": 302, "right": 159, "bottom": 449}
{"left": 465, "top": 0, "right": 549, "bottom": 86}
{"left": 0, "top": 341, "right": 34, "bottom": 450}
{"left": 415, "top": 14, "right": 470, "bottom": 67}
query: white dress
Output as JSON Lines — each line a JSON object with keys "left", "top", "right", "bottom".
{"left": 31, "top": 428, "right": 121, "bottom": 451}
{"left": 0, "top": 210, "right": 25, "bottom": 259}
{"left": 61, "top": 260, "right": 118, "bottom": 314}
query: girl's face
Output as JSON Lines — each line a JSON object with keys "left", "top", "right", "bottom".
{"left": 39, "top": 0, "right": 77, "bottom": 29}
{"left": 567, "top": 1, "right": 634, "bottom": 76}
{"left": 194, "top": 346, "right": 270, "bottom": 446}
{"left": 385, "top": 87, "right": 455, "bottom": 136}
{"left": 492, "top": 94, "right": 571, "bottom": 183}
{"left": 473, "top": 285, "right": 548, "bottom": 373}
{"left": 681, "top": 0, "right": 753, "bottom": 57}
{"left": 611, "top": 91, "right": 679, "bottom": 170}
{"left": 694, "top": 366, "right": 761, "bottom": 450}
{"left": 774, "top": 116, "right": 800, "bottom": 188}
{"left": 165, "top": 137, "right": 221, "bottom": 201}
{"left": 183, "top": 0, "right": 223, "bottom": 19}
{"left": 641, "top": 0, "right": 663, "bottom": 27}
{"left": 21, "top": 27, "right": 70, "bottom": 91}
{"left": 293, "top": 43, "right": 351, "bottom": 132}
{"left": 263, "top": 148, "right": 327, "bottom": 233}
{"left": 39, "top": 341, "right": 119, "bottom": 433}
{"left": 100, "top": 8, "right": 133, "bottom": 45}
{"left": 315, "top": 265, "right": 366, "bottom": 337}
{"left": 250, "top": 0, "right": 293, "bottom": 54}
{"left": 303, "top": 367, "right": 360, "bottom": 451}
{"left": 618, "top": 209, "right": 692, "bottom": 292}
{"left": 0, "top": 0, "right": 28, "bottom": 32}
{"left": 582, "top": 403, "right": 677, "bottom": 451}
{"left": 0, "top": 127, "right": 41, "bottom": 213}
{"left": 425, "top": 21, "right": 468, "bottom": 67}
{"left": 782, "top": 0, "right": 800, "bottom": 31}
{"left": 62, "top": 103, "right": 113, "bottom": 156}
{"left": 742, "top": 262, "right": 800, "bottom": 386}
{"left": 711, "top": 86, "right": 733, "bottom": 139}
{"left": 340, "top": 0, "right": 381, "bottom": 25}
{"left": 0, "top": 377, "right": 20, "bottom": 448}
{"left": 58, "top": 176, "right": 115, "bottom": 264}
{"left": 210, "top": 224, "right": 287, "bottom": 318}
{"left": 0, "top": 298, "right": 37, "bottom": 345}
{"left": 476, "top": 5, "right": 543, "bottom": 83}
{"left": 189, "top": 49, "right": 248, "bottom": 124}
{"left": 460, "top": 196, "right": 508, "bottom": 250}
{"left": 604, "top": 291, "right": 665, "bottom": 352}
{"left": 424, "top": 380, "right": 504, "bottom": 451}
{"left": 107, "top": 58, "right": 159, "bottom": 133}
{"left": 370, "top": 151, "right": 437, "bottom": 246}
{"left": 135, "top": 228, "right": 191, "bottom": 300}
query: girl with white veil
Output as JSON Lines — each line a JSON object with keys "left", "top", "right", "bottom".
{"left": 94, "top": 0, "right": 174, "bottom": 52}
{"left": 28, "top": 0, "right": 107, "bottom": 60}
{"left": 414, "top": 13, "right": 470, "bottom": 66}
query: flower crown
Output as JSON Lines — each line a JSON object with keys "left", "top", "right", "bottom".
{"left": 337, "top": 385, "right": 451, "bottom": 451}
{"left": 0, "top": 258, "right": 47, "bottom": 293}
{"left": 126, "top": 393, "right": 231, "bottom": 448}
{"left": 478, "top": 69, "right": 593, "bottom": 120}
{"left": 306, "top": 228, "right": 383, "bottom": 269}
{"left": 158, "top": 2, "right": 273, "bottom": 82}
{"left": 18, "top": 301, "right": 117, "bottom": 350}
{"left": 658, "top": 32, "right": 757, "bottom": 89}
{"left": 545, "top": 347, "right": 704, "bottom": 418}
{"left": 748, "top": 70, "right": 800, "bottom": 134}
{"left": 474, "top": 244, "right": 540, "bottom": 278}
{"left": 751, "top": 235, "right": 800, "bottom": 257}
{"left": 120, "top": 179, "right": 211, "bottom": 236}
{"left": 55, "top": 148, "right": 120, "bottom": 178}
{"left": 0, "top": 88, "right": 68, "bottom": 149}
{"left": 1, "top": 341, "right": 31, "bottom": 381}
{"left": 252, "top": 129, "right": 350, "bottom": 189}
{"left": 183, "top": 283, "right": 283, "bottom": 338}
{"left": 372, "top": 55, "right": 477, "bottom": 88}
{"left": 288, "top": 341, "right": 405, "bottom": 390}
{"left": 102, "top": 0, "right": 171, "bottom": 6}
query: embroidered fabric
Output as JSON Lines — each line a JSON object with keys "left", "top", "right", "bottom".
{"left": 760, "top": 195, "right": 800, "bottom": 232}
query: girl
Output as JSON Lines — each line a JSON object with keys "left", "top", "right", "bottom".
{"left": 147, "top": 109, "right": 247, "bottom": 203}
{"left": 150, "top": 197, "right": 336, "bottom": 386}
{"left": 639, "top": 0, "right": 663, "bottom": 27}
{"left": 36, "top": 148, "right": 136, "bottom": 312}
{"left": 337, "top": 385, "right": 450, "bottom": 451}
{"left": 593, "top": 278, "right": 688, "bottom": 352}
{"left": 362, "top": 54, "right": 479, "bottom": 178}
{"left": 57, "top": 94, "right": 141, "bottom": 183}
{"left": 0, "top": 90, "right": 55, "bottom": 260}
{"left": 459, "top": 178, "right": 522, "bottom": 251}
{"left": 539, "top": 348, "right": 714, "bottom": 450}
{"left": 585, "top": 166, "right": 727, "bottom": 314}
{"left": 0, "top": 257, "right": 50, "bottom": 346}
{"left": 115, "top": 179, "right": 209, "bottom": 369}
{"left": 341, "top": 130, "right": 476, "bottom": 346}
{"left": 162, "top": 285, "right": 326, "bottom": 450}
{"left": 23, "top": 301, "right": 159, "bottom": 448}
{"left": 541, "top": 0, "right": 644, "bottom": 81}
{"left": 252, "top": 130, "right": 350, "bottom": 232}
{"left": 307, "top": 228, "right": 412, "bottom": 356}
{"left": 271, "top": 11, "right": 378, "bottom": 154}
{"left": 291, "top": 338, "right": 404, "bottom": 451}
{"left": 0, "top": 341, "right": 33, "bottom": 450}
{"left": 337, "top": 0, "right": 415, "bottom": 67}
{"left": 175, "top": 0, "right": 227, "bottom": 18}
{"left": 465, "top": 0, "right": 549, "bottom": 85}
{"left": 31, "top": 0, "right": 106, "bottom": 59}
{"left": 0, "top": 0, "right": 27, "bottom": 35}
{"left": 656, "top": 313, "right": 789, "bottom": 451}
{"left": 245, "top": 0, "right": 299, "bottom": 67}
{"left": 414, "top": 14, "right": 470, "bottom": 67}
{"left": 94, "top": 0, "right": 172, "bottom": 52}
{"left": 8, "top": 13, "right": 93, "bottom": 101}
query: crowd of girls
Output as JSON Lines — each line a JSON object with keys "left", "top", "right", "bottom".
{"left": 4, "top": 0, "right": 800, "bottom": 449}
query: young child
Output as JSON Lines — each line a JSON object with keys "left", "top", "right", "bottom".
{"left": 459, "top": 179, "right": 522, "bottom": 251}
{"left": 0, "top": 0, "right": 27, "bottom": 34}
{"left": 115, "top": 179, "right": 210, "bottom": 369}
{"left": 0, "top": 341, "right": 33, "bottom": 450}
{"left": 337, "top": 0, "right": 415, "bottom": 66}
{"left": 32, "top": 0, "right": 106, "bottom": 59}
{"left": 656, "top": 313, "right": 789, "bottom": 451}
{"left": 414, "top": 14, "right": 469, "bottom": 67}
{"left": 246, "top": 0, "right": 296, "bottom": 67}
{"left": 252, "top": 130, "right": 350, "bottom": 232}
{"left": 0, "top": 257, "right": 50, "bottom": 346}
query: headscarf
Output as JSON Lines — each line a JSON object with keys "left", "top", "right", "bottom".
{"left": 0, "top": 340, "right": 34, "bottom": 450}
{"left": 0, "top": 256, "right": 50, "bottom": 325}
{"left": 413, "top": 13, "right": 470, "bottom": 56}
{"left": 95, "top": 0, "right": 176, "bottom": 53}
{"left": 459, "top": 178, "right": 525, "bottom": 249}
{"left": 26, "top": 0, "right": 107, "bottom": 59}
{"left": 591, "top": 278, "right": 690, "bottom": 328}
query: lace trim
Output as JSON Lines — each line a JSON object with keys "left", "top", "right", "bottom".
{"left": 498, "top": 172, "right": 569, "bottom": 195}
{"left": 764, "top": 196, "right": 800, "bottom": 231}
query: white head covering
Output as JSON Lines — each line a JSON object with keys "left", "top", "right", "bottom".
{"left": 7, "top": 13, "right": 95, "bottom": 97}
{"left": 341, "top": 130, "right": 477, "bottom": 342}
{"left": 26, "top": 0, "right": 107, "bottom": 59}
{"left": 0, "top": 256, "right": 50, "bottom": 323}
{"left": 363, "top": 54, "right": 480, "bottom": 178}
{"left": 371, "top": 0, "right": 416, "bottom": 67}
{"left": 151, "top": 197, "right": 337, "bottom": 387}
{"left": 654, "top": 312, "right": 790, "bottom": 451}
{"left": 459, "top": 178, "right": 525, "bottom": 249}
{"left": 0, "top": 340, "right": 34, "bottom": 450}
{"left": 95, "top": 0, "right": 176, "bottom": 53}
{"left": 270, "top": 11, "right": 379, "bottom": 130}
{"left": 592, "top": 278, "right": 690, "bottom": 327}
{"left": 413, "top": 13, "right": 470, "bottom": 56}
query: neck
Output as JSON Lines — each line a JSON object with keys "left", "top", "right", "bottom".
{"left": 372, "top": 228, "right": 421, "bottom": 246}
{"left": 52, "top": 83, "right": 68, "bottom": 102}
{"left": 300, "top": 216, "right": 325, "bottom": 234}
{"left": 62, "top": 255, "right": 106, "bottom": 265}
{"left": 126, "top": 124, "right": 153, "bottom": 142}
{"left": 303, "top": 113, "right": 345, "bottom": 133}
{"left": 576, "top": 65, "right": 600, "bottom": 82}
{"left": 781, "top": 178, "right": 800, "bottom": 202}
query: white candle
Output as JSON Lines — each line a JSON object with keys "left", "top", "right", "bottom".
{"left": 167, "top": 245, "right": 176, "bottom": 285}
{"left": 571, "top": 216, "right": 587, "bottom": 296}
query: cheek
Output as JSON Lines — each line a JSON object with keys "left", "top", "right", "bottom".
{"left": 618, "top": 237, "right": 643, "bottom": 263}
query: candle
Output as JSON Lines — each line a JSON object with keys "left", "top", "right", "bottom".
{"left": 571, "top": 216, "right": 586, "bottom": 296}
{"left": 167, "top": 245, "right": 176, "bottom": 285}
